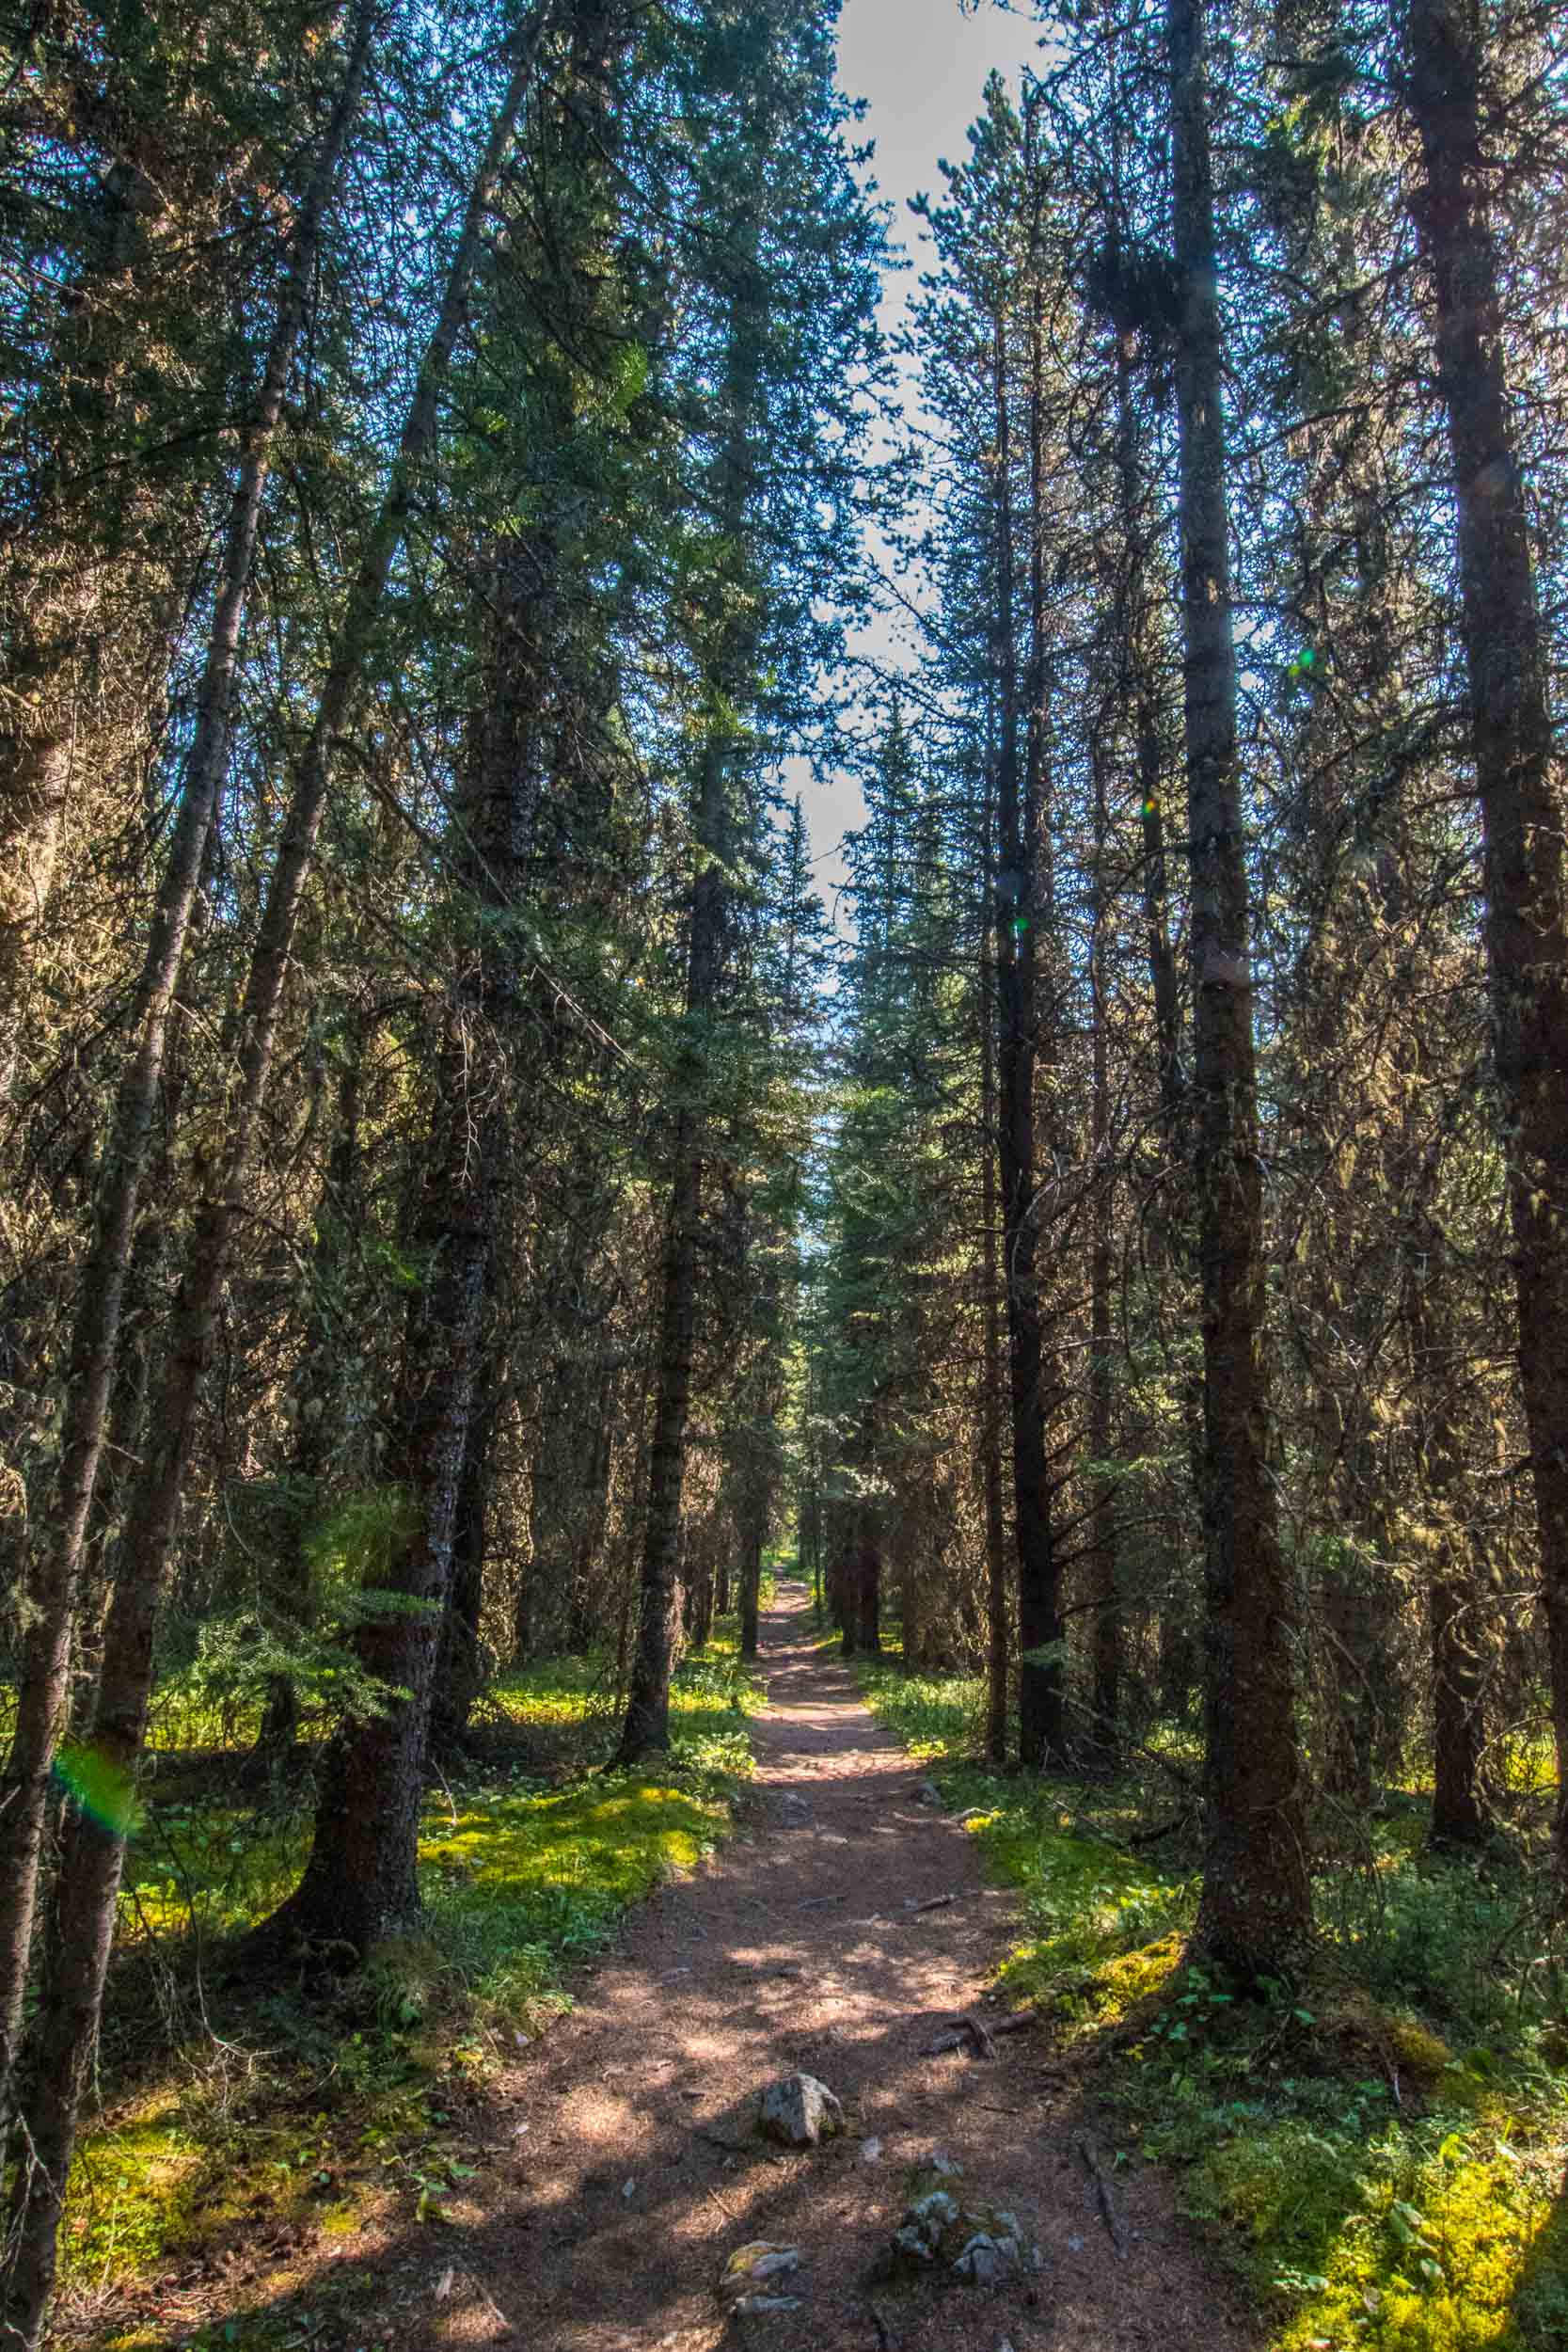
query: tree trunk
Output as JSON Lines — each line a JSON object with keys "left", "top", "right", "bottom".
{"left": 738, "top": 1522, "right": 762, "bottom": 1660}
{"left": 688, "top": 1561, "right": 715, "bottom": 1651}
{"left": 1401, "top": 0, "right": 1568, "bottom": 1876}
{"left": 979, "top": 885, "right": 1011, "bottom": 1767}
{"left": 1086, "top": 729, "right": 1119, "bottom": 1763}
{"left": 1168, "top": 0, "right": 1311, "bottom": 1981}
{"left": 619, "top": 1105, "right": 705, "bottom": 1755}
{"left": 857, "top": 1523, "right": 882, "bottom": 1658}
{"left": 258, "top": 1044, "right": 365, "bottom": 1757}
{"left": 620, "top": 219, "right": 764, "bottom": 1758}
{"left": 258, "top": 1030, "right": 494, "bottom": 1953}
{"left": 0, "top": 2, "right": 376, "bottom": 2137}
{"left": 0, "top": 731, "right": 70, "bottom": 1097}
{"left": 432, "top": 1370, "right": 501, "bottom": 1758}
{"left": 1403, "top": 1191, "right": 1489, "bottom": 1847}
{"left": 990, "top": 307, "right": 1064, "bottom": 1772}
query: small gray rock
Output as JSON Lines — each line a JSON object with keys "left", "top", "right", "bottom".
{"left": 757, "top": 2073, "right": 844, "bottom": 2147}
{"left": 717, "top": 2243, "right": 802, "bottom": 2306}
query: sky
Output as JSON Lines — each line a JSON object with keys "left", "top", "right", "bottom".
{"left": 792, "top": 0, "right": 1047, "bottom": 915}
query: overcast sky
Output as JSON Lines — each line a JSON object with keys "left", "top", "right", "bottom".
{"left": 792, "top": 0, "right": 1045, "bottom": 915}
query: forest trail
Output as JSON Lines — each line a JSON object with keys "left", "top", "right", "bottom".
{"left": 420, "top": 1587, "right": 1254, "bottom": 2352}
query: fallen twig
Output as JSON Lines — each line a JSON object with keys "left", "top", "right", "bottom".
{"left": 921, "top": 2012, "right": 997, "bottom": 2058}
{"left": 1075, "top": 2133, "right": 1126, "bottom": 2256}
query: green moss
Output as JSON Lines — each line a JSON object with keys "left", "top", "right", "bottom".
{"left": 59, "top": 2098, "right": 201, "bottom": 2287}
{"left": 1189, "top": 2122, "right": 1567, "bottom": 2351}
{"left": 418, "top": 1769, "right": 727, "bottom": 2020}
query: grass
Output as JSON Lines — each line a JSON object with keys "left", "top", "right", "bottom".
{"left": 854, "top": 1652, "right": 1568, "bottom": 2352}
{"left": 50, "top": 1632, "right": 761, "bottom": 2346}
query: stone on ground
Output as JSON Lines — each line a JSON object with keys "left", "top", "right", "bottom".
{"left": 718, "top": 2242, "right": 804, "bottom": 2313}
{"left": 879, "top": 2164, "right": 1034, "bottom": 2285}
{"left": 757, "top": 2072, "right": 844, "bottom": 2146}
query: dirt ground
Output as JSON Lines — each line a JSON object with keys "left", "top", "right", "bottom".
{"left": 398, "top": 1585, "right": 1256, "bottom": 2352}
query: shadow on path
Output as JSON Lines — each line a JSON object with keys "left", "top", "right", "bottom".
{"left": 113, "top": 1594, "right": 1258, "bottom": 2352}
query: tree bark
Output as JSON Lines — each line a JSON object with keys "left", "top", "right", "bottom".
{"left": 990, "top": 306, "right": 1064, "bottom": 1772}
{"left": 1086, "top": 730, "right": 1119, "bottom": 1764}
{"left": 738, "top": 1522, "right": 763, "bottom": 1661}
{"left": 259, "top": 1022, "right": 495, "bottom": 1952}
{"left": 1401, "top": 0, "right": 1568, "bottom": 1874}
{"left": 619, "top": 225, "right": 763, "bottom": 1757}
{"left": 258, "top": 1042, "right": 365, "bottom": 1757}
{"left": 432, "top": 1369, "right": 501, "bottom": 1758}
{"left": 1167, "top": 0, "right": 1311, "bottom": 1980}
{"left": 855, "top": 1515, "right": 882, "bottom": 1658}
{"left": 979, "top": 869, "right": 1012, "bottom": 1767}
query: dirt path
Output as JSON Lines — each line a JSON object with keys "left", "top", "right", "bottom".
{"left": 425, "top": 1589, "right": 1255, "bottom": 2351}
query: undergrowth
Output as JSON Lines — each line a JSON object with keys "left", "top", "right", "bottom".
{"left": 855, "top": 1653, "right": 1568, "bottom": 2352}
{"left": 53, "top": 1634, "right": 760, "bottom": 2348}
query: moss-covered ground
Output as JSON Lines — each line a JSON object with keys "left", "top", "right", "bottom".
{"left": 51, "top": 1636, "right": 760, "bottom": 2350}
{"left": 856, "top": 1654, "right": 1568, "bottom": 2352}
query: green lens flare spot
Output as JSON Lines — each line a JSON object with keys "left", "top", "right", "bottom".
{"left": 54, "top": 1742, "right": 141, "bottom": 1837}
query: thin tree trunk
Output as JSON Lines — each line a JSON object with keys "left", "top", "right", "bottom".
{"left": 990, "top": 308, "right": 1064, "bottom": 1773}
{"left": 259, "top": 1013, "right": 495, "bottom": 1950}
{"left": 738, "top": 1518, "right": 763, "bottom": 1660}
{"left": 1114, "top": 334, "right": 1182, "bottom": 1139}
{"left": 1086, "top": 733, "right": 1118, "bottom": 1762}
{"left": 855, "top": 1515, "right": 881, "bottom": 1658}
{"left": 0, "top": 1, "right": 375, "bottom": 2132}
{"left": 432, "top": 1366, "right": 501, "bottom": 1758}
{"left": 619, "top": 230, "right": 762, "bottom": 1758}
{"left": 1168, "top": 0, "right": 1310, "bottom": 1980}
{"left": 0, "top": 732, "right": 70, "bottom": 1097}
{"left": 618, "top": 1078, "right": 708, "bottom": 1753}
{"left": 1402, "top": 1175, "right": 1489, "bottom": 1847}
{"left": 979, "top": 790, "right": 1011, "bottom": 1767}
{"left": 1401, "top": 0, "right": 1568, "bottom": 1876}
{"left": 259, "top": 1044, "right": 364, "bottom": 1757}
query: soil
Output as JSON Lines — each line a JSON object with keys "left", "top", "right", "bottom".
{"left": 412, "top": 1586, "right": 1255, "bottom": 2352}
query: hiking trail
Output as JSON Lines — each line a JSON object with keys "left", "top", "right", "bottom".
{"left": 391, "top": 1585, "right": 1254, "bottom": 2350}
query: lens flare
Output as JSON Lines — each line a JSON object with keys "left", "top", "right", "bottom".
{"left": 53, "top": 1742, "right": 140, "bottom": 1837}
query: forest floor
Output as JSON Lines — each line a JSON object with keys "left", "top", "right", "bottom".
{"left": 56, "top": 1585, "right": 1568, "bottom": 2352}
{"left": 231, "top": 1582, "right": 1252, "bottom": 2352}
